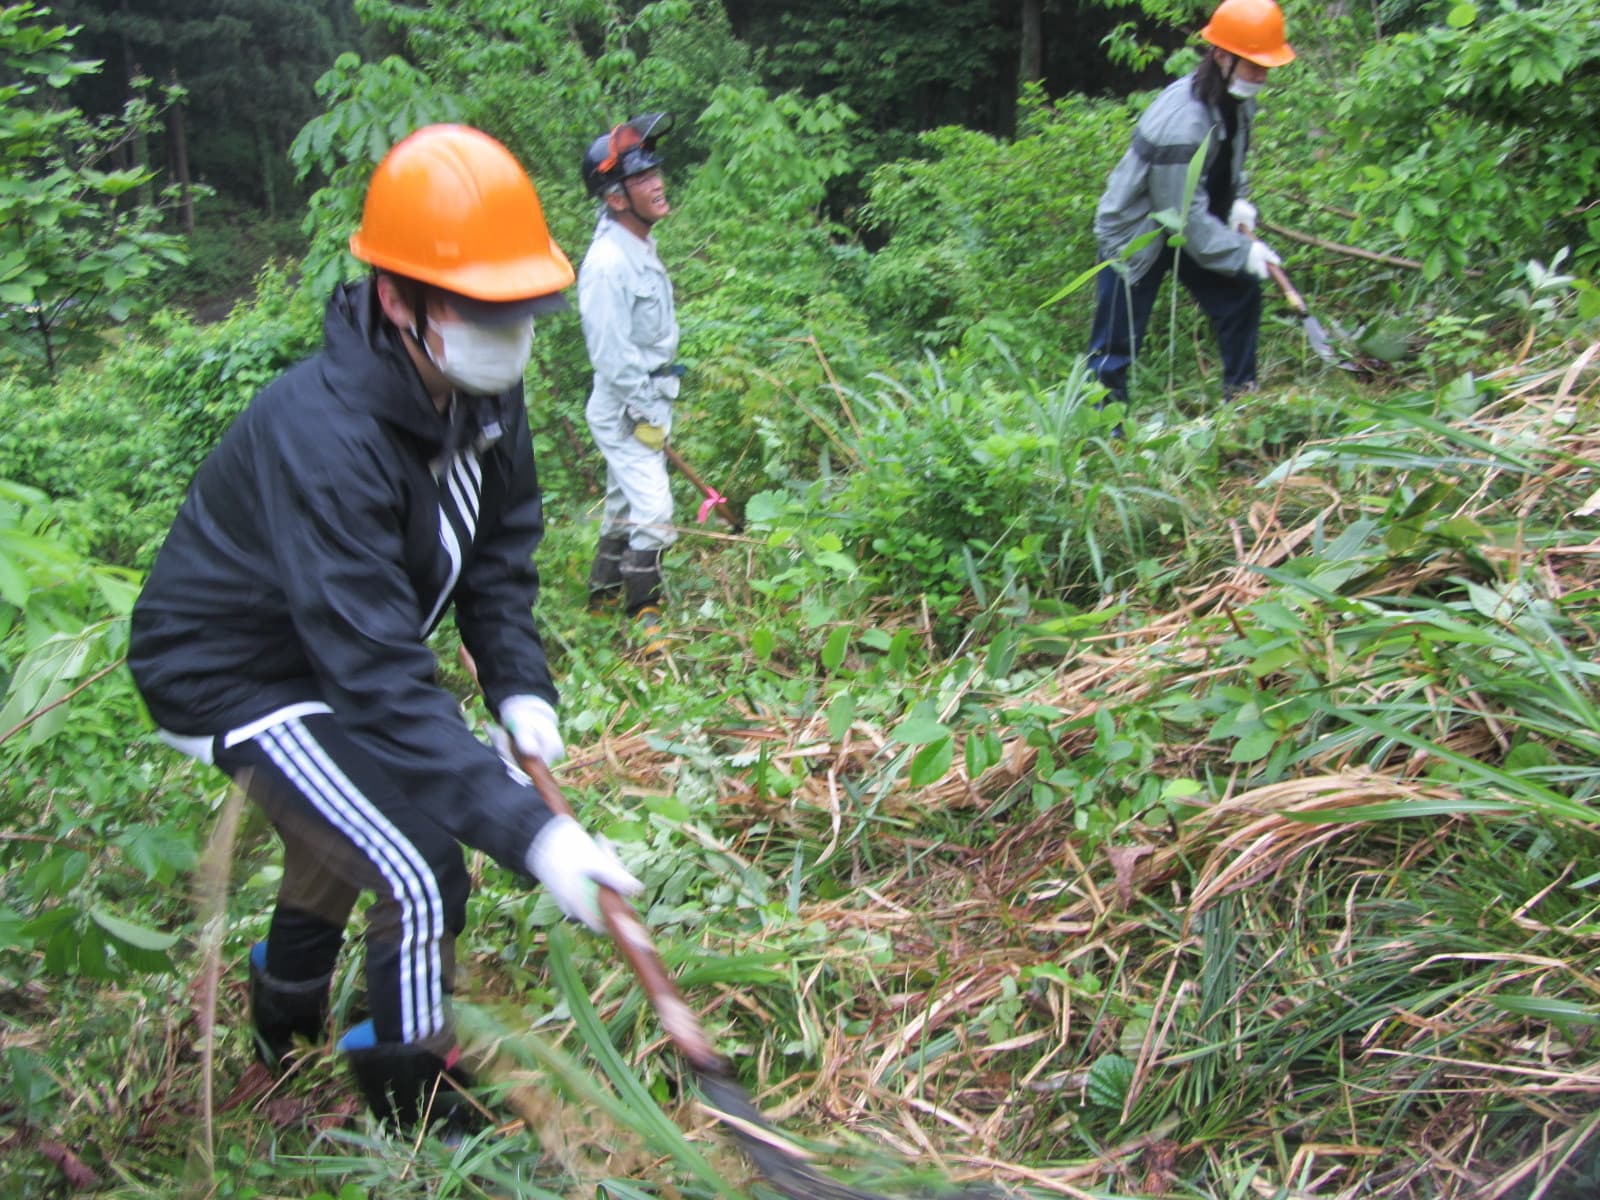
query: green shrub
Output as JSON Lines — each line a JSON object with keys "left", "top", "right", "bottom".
{"left": 859, "top": 90, "right": 1130, "bottom": 358}
{"left": 0, "top": 479, "right": 195, "bottom": 991}
{"left": 745, "top": 336, "right": 1202, "bottom": 640}
{"left": 0, "top": 265, "right": 320, "bottom": 566}
{"left": 1336, "top": 0, "right": 1600, "bottom": 281}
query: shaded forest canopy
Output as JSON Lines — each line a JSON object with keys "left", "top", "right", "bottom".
{"left": 52, "top": 0, "right": 1175, "bottom": 213}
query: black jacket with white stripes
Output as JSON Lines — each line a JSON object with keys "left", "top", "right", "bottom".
{"left": 129, "top": 279, "right": 557, "bottom": 870}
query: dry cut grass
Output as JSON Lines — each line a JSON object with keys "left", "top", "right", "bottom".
{"left": 546, "top": 341, "right": 1600, "bottom": 1198}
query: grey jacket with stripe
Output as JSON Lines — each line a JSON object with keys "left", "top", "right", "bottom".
{"left": 128, "top": 279, "right": 557, "bottom": 872}
{"left": 1094, "top": 71, "right": 1257, "bottom": 285}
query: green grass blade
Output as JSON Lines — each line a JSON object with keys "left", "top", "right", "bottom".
{"left": 542, "top": 924, "right": 739, "bottom": 1197}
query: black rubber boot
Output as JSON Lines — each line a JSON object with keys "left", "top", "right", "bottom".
{"left": 249, "top": 942, "right": 332, "bottom": 1072}
{"left": 620, "top": 546, "right": 665, "bottom": 615}
{"left": 587, "top": 532, "right": 629, "bottom": 612}
{"left": 339, "top": 1023, "right": 482, "bottom": 1135}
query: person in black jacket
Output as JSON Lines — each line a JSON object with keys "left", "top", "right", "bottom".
{"left": 128, "top": 124, "right": 641, "bottom": 1130}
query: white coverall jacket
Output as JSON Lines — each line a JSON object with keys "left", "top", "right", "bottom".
{"left": 578, "top": 212, "right": 680, "bottom": 552}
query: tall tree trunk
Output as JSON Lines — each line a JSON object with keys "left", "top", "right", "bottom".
{"left": 1019, "top": 0, "right": 1043, "bottom": 88}
{"left": 168, "top": 73, "right": 194, "bottom": 236}
{"left": 35, "top": 309, "right": 57, "bottom": 381}
{"left": 256, "top": 120, "right": 277, "bottom": 218}
{"left": 118, "top": 9, "right": 153, "bottom": 209}
{"left": 133, "top": 123, "right": 153, "bottom": 210}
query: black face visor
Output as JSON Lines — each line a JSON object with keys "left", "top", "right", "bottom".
{"left": 442, "top": 287, "right": 569, "bottom": 325}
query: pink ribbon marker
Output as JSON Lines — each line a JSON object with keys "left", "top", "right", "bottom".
{"left": 697, "top": 490, "right": 727, "bottom": 525}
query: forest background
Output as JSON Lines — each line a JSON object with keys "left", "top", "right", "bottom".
{"left": 2, "top": 1, "right": 1599, "bottom": 1198}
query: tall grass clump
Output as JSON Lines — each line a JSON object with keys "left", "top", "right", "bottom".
{"left": 742, "top": 337, "right": 1213, "bottom": 643}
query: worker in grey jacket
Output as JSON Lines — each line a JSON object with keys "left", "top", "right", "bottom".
{"left": 578, "top": 112, "right": 679, "bottom": 656}
{"left": 1086, "top": 0, "right": 1295, "bottom": 406}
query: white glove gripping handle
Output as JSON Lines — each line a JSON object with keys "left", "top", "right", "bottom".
{"left": 524, "top": 814, "right": 643, "bottom": 933}
{"left": 1228, "top": 198, "right": 1258, "bottom": 235}
{"left": 1245, "top": 240, "right": 1281, "bottom": 280}
{"left": 500, "top": 694, "right": 566, "bottom": 766}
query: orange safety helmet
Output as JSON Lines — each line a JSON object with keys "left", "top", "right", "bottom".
{"left": 349, "top": 124, "right": 575, "bottom": 305}
{"left": 1199, "top": 0, "right": 1295, "bottom": 68}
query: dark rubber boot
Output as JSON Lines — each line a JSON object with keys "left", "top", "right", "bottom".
{"left": 620, "top": 546, "right": 665, "bottom": 616}
{"left": 338, "top": 1022, "right": 482, "bottom": 1135}
{"left": 249, "top": 942, "right": 332, "bottom": 1072}
{"left": 587, "top": 532, "right": 629, "bottom": 612}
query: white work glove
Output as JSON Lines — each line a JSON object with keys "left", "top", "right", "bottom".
{"left": 524, "top": 814, "right": 643, "bottom": 932}
{"left": 1244, "top": 239, "right": 1281, "bottom": 280}
{"left": 1228, "top": 197, "right": 1258, "bottom": 234}
{"left": 500, "top": 694, "right": 565, "bottom": 766}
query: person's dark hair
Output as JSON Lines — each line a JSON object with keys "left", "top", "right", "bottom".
{"left": 1192, "top": 49, "right": 1234, "bottom": 110}
{"left": 371, "top": 269, "right": 435, "bottom": 343}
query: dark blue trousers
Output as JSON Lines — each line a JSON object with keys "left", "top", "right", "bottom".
{"left": 1085, "top": 254, "right": 1262, "bottom": 403}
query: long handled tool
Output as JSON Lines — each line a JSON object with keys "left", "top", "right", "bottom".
{"left": 526, "top": 758, "right": 889, "bottom": 1197}
{"left": 462, "top": 651, "right": 893, "bottom": 1200}
{"left": 664, "top": 443, "right": 742, "bottom": 532}
{"left": 1262, "top": 259, "right": 1347, "bottom": 369}
{"left": 1240, "top": 221, "right": 1361, "bottom": 373}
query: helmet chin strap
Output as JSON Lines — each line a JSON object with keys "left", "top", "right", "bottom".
{"left": 397, "top": 277, "right": 433, "bottom": 351}
{"left": 620, "top": 181, "right": 658, "bottom": 228}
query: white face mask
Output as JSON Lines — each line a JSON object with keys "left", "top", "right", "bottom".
{"left": 417, "top": 316, "right": 535, "bottom": 395}
{"left": 1228, "top": 78, "right": 1263, "bottom": 101}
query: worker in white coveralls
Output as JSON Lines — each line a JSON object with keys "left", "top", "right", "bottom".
{"left": 577, "top": 112, "right": 680, "bottom": 657}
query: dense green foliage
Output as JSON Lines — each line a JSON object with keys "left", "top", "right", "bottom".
{"left": 2, "top": 1, "right": 1600, "bottom": 1197}
{"left": 1338, "top": 0, "right": 1600, "bottom": 279}
{"left": 0, "top": 2, "right": 188, "bottom": 376}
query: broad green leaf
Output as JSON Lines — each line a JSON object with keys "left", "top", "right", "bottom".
{"left": 0, "top": 548, "right": 27, "bottom": 606}
{"left": 750, "top": 627, "right": 775, "bottom": 660}
{"left": 741, "top": 490, "right": 788, "bottom": 525}
{"left": 827, "top": 691, "right": 855, "bottom": 742}
{"left": 0, "top": 904, "right": 26, "bottom": 950}
{"left": 78, "top": 926, "right": 113, "bottom": 980}
{"left": 821, "top": 624, "right": 850, "bottom": 671}
{"left": 893, "top": 716, "right": 950, "bottom": 745}
{"left": 908, "top": 736, "right": 953, "bottom": 787}
{"left": 965, "top": 731, "right": 995, "bottom": 778}
{"left": 1086, "top": 1053, "right": 1134, "bottom": 1110}
{"left": 89, "top": 908, "right": 179, "bottom": 952}
{"left": 116, "top": 826, "right": 198, "bottom": 883}
{"left": 1229, "top": 728, "right": 1278, "bottom": 763}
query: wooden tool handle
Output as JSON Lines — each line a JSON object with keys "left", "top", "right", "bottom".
{"left": 459, "top": 646, "right": 728, "bottom": 1073}
{"left": 1265, "top": 260, "right": 1309, "bottom": 317}
{"left": 1239, "top": 221, "right": 1309, "bottom": 316}
{"left": 663, "top": 443, "right": 740, "bottom": 530}
{"left": 520, "top": 752, "right": 728, "bottom": 1072}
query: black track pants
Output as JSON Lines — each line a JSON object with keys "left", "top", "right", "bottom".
{"left": 215, "top": 710, "right": 469, "bottom": 1046}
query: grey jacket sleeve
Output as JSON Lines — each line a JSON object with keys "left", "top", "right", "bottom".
{"left": 579, "top": 248, "right": 674, "bottom": 431}
{"left": 1095, "top": 79, "right": 1257, "bottom": 282}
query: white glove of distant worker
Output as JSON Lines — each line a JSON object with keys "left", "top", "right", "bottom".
{"left": 524, "top": 814, "right": 643, "bottom": 932}
{"left": 501, "top": 694, "right": 566, "bottom": 766}
{"left": 1228, "top": 198, "right": 1258, "bottom": 234}
{"left": 1244, "top": 239, "right": 1281, "bottom": 280}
